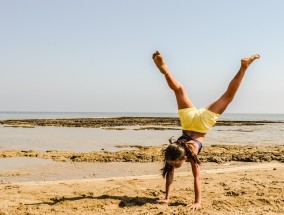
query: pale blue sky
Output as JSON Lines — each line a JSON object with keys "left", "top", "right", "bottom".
{"left": 0, "top": 1, "right": 283, "bottom": 113}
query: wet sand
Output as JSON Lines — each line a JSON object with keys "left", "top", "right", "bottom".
{"left": 0, "top": 157, "right": 265, "bottom": 183}
{"left": 0, "top": 163, "right": 283, "bottom": 215}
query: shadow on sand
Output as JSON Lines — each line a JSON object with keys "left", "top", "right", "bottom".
{"left": 26, "top": 194, "right": 187, "bottom": 207}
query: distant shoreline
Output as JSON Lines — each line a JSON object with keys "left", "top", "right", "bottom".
{"left": 1, "top": 112, "right": 284, "bottom": 121}
{"left": 0, "top": 117, "right": 283, "bottom": 129}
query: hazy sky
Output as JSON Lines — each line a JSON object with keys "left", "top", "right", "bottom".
{"left": 1, "top": 1, "right": 283, "bottom": 113}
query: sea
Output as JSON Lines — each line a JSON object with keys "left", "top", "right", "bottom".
{"left": 0, "top": 112, "right": 283, "bottom": 153}
{"left": 0, "top": 111, "right": 284, "bottom": 121}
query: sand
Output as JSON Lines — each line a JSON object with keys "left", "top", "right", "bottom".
{"left": 0, "top": 163, "right": 283, "bottom": 215}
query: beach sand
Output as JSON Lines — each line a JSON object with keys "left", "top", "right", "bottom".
{"left": 0, "top": 163, "right": 283, "bottom": 215}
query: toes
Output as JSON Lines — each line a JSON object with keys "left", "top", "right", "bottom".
{"left": 251, "top": 54, "right": 260, "bottom": 60}
{"left": 152, "top": 51, "right": 160, "bottom": 59}
{"left": 152, "top": 51, "right": 161, "bottom": 58}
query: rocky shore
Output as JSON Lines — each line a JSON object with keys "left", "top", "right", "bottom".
{"left": 1, "top": 145, "right": 283, "bottom": 164}
{"left": 0, "top": 117, "right": 282, "bottom": 129}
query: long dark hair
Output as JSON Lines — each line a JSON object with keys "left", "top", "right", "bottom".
{"left": 161, "top": 136, "right": 201, "bottom": 178}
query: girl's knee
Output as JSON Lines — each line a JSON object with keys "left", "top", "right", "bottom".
{"left": 174, "top": 84, "right": 185, "bottom": 94}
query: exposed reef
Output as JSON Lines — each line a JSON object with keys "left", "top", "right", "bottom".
{"left": 1, "top": 145, "right": 283, "bottom": 164}
{"left": 1, "top": 117, "right": 282, "bottom": 129}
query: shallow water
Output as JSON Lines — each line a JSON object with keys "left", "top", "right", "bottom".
{"left": 0, "top": 123, "right": 283, "bottom": 153}
{"left": 205, "top": 123, "right": 284, "bottom": 146}
{"left": 0, "top": 125, "right": 181, "bottom": 152}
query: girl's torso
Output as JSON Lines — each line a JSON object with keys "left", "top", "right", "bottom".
{"left": 183, "top": 130, "right": 206, "bottom": 142}
{"left": 181, "top": 130, "right": 205, "bottom": 156}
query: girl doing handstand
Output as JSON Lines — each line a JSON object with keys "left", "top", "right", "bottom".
{"left": 152, "top": 51, "right": 260, "bottom": 211}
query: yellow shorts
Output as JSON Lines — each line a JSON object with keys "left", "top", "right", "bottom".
{"left": 178, "top": 107, "right": 220, "bottom": 133}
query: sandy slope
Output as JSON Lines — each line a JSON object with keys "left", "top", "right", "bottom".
{"left": 0, "top": 163, "right": 283, "bottom": 215}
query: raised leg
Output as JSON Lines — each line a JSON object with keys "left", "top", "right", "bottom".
{"left": 207, "top": 54, "right": 260, "bottom": 114}
{"left": 152, "top": 51, "right": 194, "bottom": 109}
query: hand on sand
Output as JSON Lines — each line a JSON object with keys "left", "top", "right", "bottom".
{"left": 241, "top": 54, "right": 260, "bottom": 68}
{"left": 188, "top": 202, "right": 201, "bottom": 212}
{"left": 157, "top": 198, "right": 170, "bottom": 204}
{"left": 152, "top": 51, "right": 169, "bottom": 75}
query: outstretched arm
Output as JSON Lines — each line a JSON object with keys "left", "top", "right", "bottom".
{"left": 188, "top": 160, "right": 201, "bottom": 211}
{"left": 158, "top": 168, "right": 174, "bottom": 203}
{"left": 165, "top": 169, "right": 174, "bottom": 201}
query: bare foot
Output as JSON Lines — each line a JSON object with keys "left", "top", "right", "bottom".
{"left": 152, "top": 51, "right": 169, "bottom": 75}
{"left": 241, "top": 54, "right": 260, "bottom": 68}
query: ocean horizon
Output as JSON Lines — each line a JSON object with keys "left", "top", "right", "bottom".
{"left": 0, "top": 111, "right": 284, "bottom": 121}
